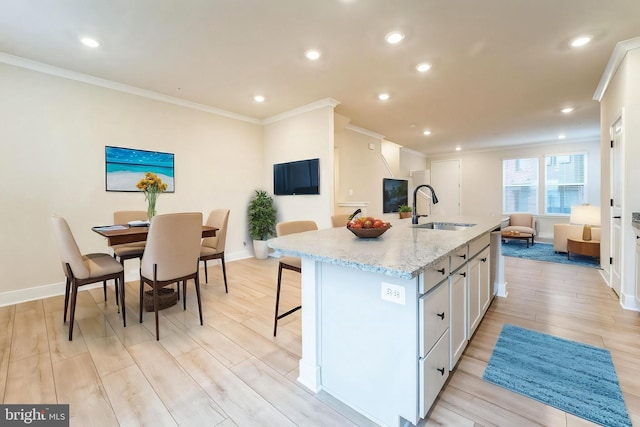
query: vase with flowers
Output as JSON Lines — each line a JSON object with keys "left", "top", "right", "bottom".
{"left": 136, "top": 172, "right": 168, "bottom": 220}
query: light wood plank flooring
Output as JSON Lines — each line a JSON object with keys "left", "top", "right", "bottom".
{"left": 1, "top": 256, "right": 639, "bottom": 426}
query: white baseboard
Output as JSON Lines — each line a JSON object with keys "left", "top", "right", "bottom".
{"left": 0, "top": 248, "right": 256, "bottom": 307}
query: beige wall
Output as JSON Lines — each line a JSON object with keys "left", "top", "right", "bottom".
{"left": 263, "top": 105, "right": 335, "bottom": 229}
{"left": 599, "top": 46, "right": 640, "bottom": 308}
{"left": 427, "top": 141, "right": 601, "bottom": 239}
{"left": 0, "top": 63, "right": 263, "bottom": 302}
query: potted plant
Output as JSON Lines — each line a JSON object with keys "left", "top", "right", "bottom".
{"left": 247, "top": 190, "right": 277, "bottom": 259}
{"left": 398, "top": 204, "right": 412, "bottom": 219}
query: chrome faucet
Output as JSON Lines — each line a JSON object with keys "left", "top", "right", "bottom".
{"left": 412, "top": 184, "right": 439, "bottom": 224}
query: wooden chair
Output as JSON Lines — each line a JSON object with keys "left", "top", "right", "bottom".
{"left": 199, "top": 209, "right": 230, "bottom": 292}
{"left": 273, "top": 220, "right": 318, "bottom": 336}
{"left": 139, "top": 212, "right": 203, "bottom": 340}
{"left": 50, "top": 216, "right": 125, "bottom": 340}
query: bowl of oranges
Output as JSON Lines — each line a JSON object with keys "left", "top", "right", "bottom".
{"left": 346, "top": 216, "right": 392, "bottom": 238}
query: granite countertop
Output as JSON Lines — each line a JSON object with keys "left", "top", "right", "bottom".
{"left": 268, "top": 215, "right": 503, "bottom": 280}
{"left": 633, "top": 212, "right": 640, "bottom": 235}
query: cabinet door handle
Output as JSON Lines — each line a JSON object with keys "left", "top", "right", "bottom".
{"left": 437, "top": 312, "right": 445, "bottom": 320}
{"left": 460, "top": 272, "right": 467, "bottom": 277}
{"left": 613, "top": 216, "right": 621, "bottom": 219}
{"left": 437, "top": 268, "right": 446, "bottom": 275}
{"left": 437, "top": 367, "right": 445, "bottom": 376}
{"left": 481, "top": 257, "right": 487, "bottom": 263}
{"left": 459, "top": 254, "right": 467, "bottom": 259}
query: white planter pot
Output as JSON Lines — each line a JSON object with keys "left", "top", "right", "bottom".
{"left": 253, "top": 240, "right": 270, "bottom": 259}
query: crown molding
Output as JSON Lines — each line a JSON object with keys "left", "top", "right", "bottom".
{"left": 593, "top": 37, "right": 640, "bottom": 102}
{"left": 344, "top": 124, "right": 385, "bottom": 140}
{"left": 262, "top": 98, "right": 340, "bottom": 125}
{"left": 0, "top": 51, "right": 262, "bottom": 124}
{"left": 400, "top": 146, "right": 427, "bottom": 158}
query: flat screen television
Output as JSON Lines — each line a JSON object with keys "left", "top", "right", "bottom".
{"left": 273, "top": 158, "right": 320, "bottom": 195}
{"left": 383, "top": 178, "right": 408, "bottom": 213}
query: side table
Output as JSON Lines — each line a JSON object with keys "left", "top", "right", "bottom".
{"left": 567, "top": 238, "right": 600, "bottom": 261}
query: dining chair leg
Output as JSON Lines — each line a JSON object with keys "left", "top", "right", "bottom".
{"left": 204, "top": 260, "right": 209, "bottom": 283}
{"left": 153, "top": 264, "right": 160, "bottom": 340}
{"left": 119, "top": 273, "right": 126, "bottom": 327}
{"left": 139, "top": 276, "right": 144, "bottom": 324}
{"left": 176, "top": 282, "right": 180, "bottom": 301}
{"left": 103, "top": 280, "right": 107, "bottom": 302}
{"left": 195, "top": 274, "right": 203, "bottom": 325}
{"left": 63, "top": 277, "right": 71, "bottom": 323}
{"left": 273, "top": 263, "right": 284, "bottom": 337}
{"left": 68, "top": 282, "right": 79, "bottom": 341}
{"left": 182, "top": 280, "right": 187, "bottom": 310}
{"left": 221, "top": 257, "right": 228, "bottom": 293}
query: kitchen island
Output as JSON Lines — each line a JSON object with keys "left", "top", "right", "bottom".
{"left": 268, "top": 215, "right": 504, "bottom": 427}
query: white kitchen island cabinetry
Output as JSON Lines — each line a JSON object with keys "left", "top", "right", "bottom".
{"left": 269, "top": 216, "right": 502, "bottom": 426}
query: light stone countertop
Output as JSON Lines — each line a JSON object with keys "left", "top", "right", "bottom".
{"left": 268, "top": 215, "right": 504, "bottom": 280}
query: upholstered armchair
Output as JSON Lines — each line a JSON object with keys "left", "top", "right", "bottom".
{"left": 503, "top": 213, "right": 537, "bottom": 243}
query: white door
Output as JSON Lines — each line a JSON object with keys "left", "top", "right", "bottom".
{"left": 610, "top": 117, "right": 623, "bottom": 296}
{"left": 431, "top": 159, "right": 461, "bottom": 216}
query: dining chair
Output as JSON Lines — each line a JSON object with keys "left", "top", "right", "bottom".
{"left": 273, "top": 220, "right": 318, "bottom": 336}
{"left": 199, "top": 209, "right": 230, "bottom": 292}
{"left": 112, "top": 211, "right": 147, "bottom": 299}
{"left": 331, "top": 213, "right": 351, "bottom": 227}
{"left": 50, "top": 216, "right": 126, "bottom": 341}
{"left": 139, "top": 212, "right": 203, "bottom": 340}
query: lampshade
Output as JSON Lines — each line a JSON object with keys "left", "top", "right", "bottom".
{"left": 570, "top": 205, "right": 601, "bottom": 226}
{"left": 570, "top": 205, "right": 600, "bottom": 241}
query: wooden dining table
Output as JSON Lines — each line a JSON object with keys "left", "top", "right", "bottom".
{"left": 92, "top": 224, "right": 217, "bottom": 246}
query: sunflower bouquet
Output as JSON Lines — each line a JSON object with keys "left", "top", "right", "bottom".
{"left": 136, "top": 172, "right": 168, "bottom": 220}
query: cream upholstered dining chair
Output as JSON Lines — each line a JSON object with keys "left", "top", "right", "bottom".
{"left": 273, "top": 220, "right": 318, "bottom": 336}
{"left": 199, "top": 209, "right": 230, "bottom": 292}
{"left": 331, "top": 214, "right": 351, "bottom": 228}
{"left": 51, "top": 216, "right": 126, "bottom": 340}
{"left": 139, "top": 212, "right": 203, "bottom": 340}
{"left": 111, "top": 211, "right": 147, "bottom": 297}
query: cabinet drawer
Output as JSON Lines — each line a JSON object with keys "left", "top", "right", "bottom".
{"left": 419, "top": 281, "right": 449, "bottom": 356}
{"left": 419, "top": 330, "right": 450, "bottom": 418}
{"left": 419, "top": 257, "right": 449, "bottom": 294}
{"left": 450, "top": 245, "right": 469, "bottom": 272}
{"left": 469, "top": 233, "right": 490, "bottom": 259}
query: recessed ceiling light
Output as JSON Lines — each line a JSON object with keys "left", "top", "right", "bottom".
{"left": 305, "top": 49, "right": 321, "bottom": 60}
{"left": 378, "top": 93, "right": 390, "bottom": 101}
{"left": 385, "top": 31, "right": 405, "bottom": 44}
{"left": 80, "top": 37, "right": 100, "bottom": 48}
{"left": 561, "top": 107, "right": 574, "bottom": 114}
{"left": 416, "top": 63, "right": 432, "bottom": 73}
{"left": 254, "top": 95, "right": 265, "bottom": 103}
{"left": 455, "top": 147, "right": 461, "bottom": 151}
{"left": 423, "top": 130, "right": 431, "bottom": 136}
{"left": 570, "top": 36, "right": 591, "bottom": 47}
{"left": 558, "top": 134, "right": 566, "bottom": 140}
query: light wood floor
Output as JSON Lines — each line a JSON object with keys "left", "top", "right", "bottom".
{"left": 1, "top": 256, "right": 639, "bottom": 426}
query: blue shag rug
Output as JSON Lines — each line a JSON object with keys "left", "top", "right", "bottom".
{"left": 483, "top": 324, "right": 631, "bottom": 427}
{"left": 501, "top": 241, "right": 600, "bottom": 268}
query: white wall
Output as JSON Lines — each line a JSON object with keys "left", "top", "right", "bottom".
{"left": 0, "top": 63, "right": 263, "bottom": 301}
{"left": 427, "top": 141, "right": 601, "bottom": 239}
{"left": 599, "top": 45, "right": 640, "bottom": 308}
{"left": 263, "top": 103, "right": 336, "bottom": 230}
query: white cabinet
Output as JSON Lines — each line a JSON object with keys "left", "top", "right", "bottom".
{"left": 468, "top": 246, "right": 491, "bottom": 337}
{"left": 449, "top": 266, "right": 467, "bottom": 370}
{"left": 635, "top": 236, "right": 640, "bottom": 304}
{"left": 419, "top": 281, "right": 449, "bottom": 357}
{"left": 419, "top": 330, "right": 449, "bottom": 417}
{"left": 479, "top": 247, "right": 491, "bottom": 314}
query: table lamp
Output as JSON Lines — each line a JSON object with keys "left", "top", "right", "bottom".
{"left": 570, "top": 205, "right": 600, "bottom": 241}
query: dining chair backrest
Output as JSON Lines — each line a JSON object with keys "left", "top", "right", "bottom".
{"left": 114, "top": 210, "right": 148, "bottom": 224}
{"left": 51, "top": 216, "right": 90, "bottom": 279}
{"left": 276, "top": 220, "right": 318, "bottom": 237}
{"left": 141, "top": 212, "right": 203, "bottom": 281}
{"left": 331, "top": 214, "right": 351, "bottom": 228}
{"left": 202, "top": 209, "right": 230, "bottom": 253}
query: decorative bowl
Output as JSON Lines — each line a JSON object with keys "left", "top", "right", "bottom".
{"left": 346, "top": 224, "right": 391, "bottom": 238}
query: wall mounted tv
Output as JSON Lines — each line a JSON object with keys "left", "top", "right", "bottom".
{"left": 383, "top": 178, "right": 408, "bottom": 213}
{"left": 105, "top": 146, "right": 175, "bottom": 192}
{"left": 273, "top": 158, "right": 320, "bottom": 195}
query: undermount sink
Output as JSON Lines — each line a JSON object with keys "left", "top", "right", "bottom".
{"left": 412, "top": 222, "right": 476, "bottom": 231}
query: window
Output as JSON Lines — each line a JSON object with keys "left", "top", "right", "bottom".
{"left": 545, "top": 153, "right": 586, "bottom": 214}
{"left": 503, "top": 158, "right": 538, "bottom": 213}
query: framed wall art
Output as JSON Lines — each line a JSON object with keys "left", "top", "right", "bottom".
{"left": 105, "top": 146, "right": 175, "bottom": 192}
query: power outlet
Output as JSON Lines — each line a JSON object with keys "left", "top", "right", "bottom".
{"left": 381, "top": 282, "right": 405, "bottom": 305}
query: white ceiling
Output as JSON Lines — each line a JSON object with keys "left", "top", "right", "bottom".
{"left": 1, "top": 0, "right": 639, "bottom": 155}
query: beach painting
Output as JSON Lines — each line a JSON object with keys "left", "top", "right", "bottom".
{"left": 105, "top": 146, "right": 175, "bottom": 192}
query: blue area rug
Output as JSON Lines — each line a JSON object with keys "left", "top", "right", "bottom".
{"left": 501, "top": 241, "right": 600, "bottom": 268}
{"left": 483, "top": 324, "right": 631, "bottom": 427}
